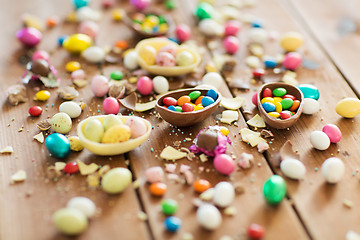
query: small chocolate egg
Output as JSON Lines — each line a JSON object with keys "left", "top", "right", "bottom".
{"left": 30, "top": 59, "right": 50, "bottom": 77}
{"left": 103, "top": 114, "right": 123, "bottom": 131}
{"left": 137, "top": 76, "right": 153, "bottom": 95}
{"left": 199, "top": 19, "right": 224, "bottom": 37}
{"left": 101, "top": 124, "right": 131, "bottom": 143}
{"left": 63, "top": 33, "right": 93, "bottom": 54}
{"left": 213, "top": 154, "right": 235, "bottom": 175}
{"left": 138, "top": 45, "right": 157, "bottom": 65}
{"left": 156, "top": 52, "right": 176, "bottom": 66}
{"left": 202, "top": 72, "right": 223, "bottom": 89}
{"left": 78, "top": 21, "right": 99, "bottom": 38}
{"left": 197, "top": 130, "right": 218, "bottom": 151}
{"left": 125, "top": 117, "right": 147, "bottom": 138}
{"left": 101, "top": 167, "right": 132, "bottom": 194}
{"left": 302, "top": 98, "right": 319, "bottom": 114}
{"left": 152, "top": 76, "right": 169, "bottom": 94}
{"left": 280, "top": 31, "right": 304, "bottom": 52}
{"left": 45, "top": 133, "right": 71, "bottom": 158}
{"left": 249, "top": 28, "right": 268, "bottom": 44}
{"left": 82, "top": 46, "right": 105, "bottom": 63}
{"left": 124, "top": 50, "right": 138, "bottom": 70}
{"left": 91, "top": 75, "right": 109, "bottom": 97}
{"left": 321, "top": 157, "right": 344, "bottom": 184}
{"left": 176, "top": 51, "right": 194, "bottom": 66}
{"left": 335, "top": 97, "right": 360, "bottom": 118}
{"left": 51, "top": 112, "right": 72, "bottom": 134}
{"left": 84, "top": 118, "right": 104, "bottom": 142}
{"left": 67, "top": 197, "right": 96, "bottom": 218}
{"left": 59, "top": 101, "right": 82, "bottom": 118}
{"left": 310, "top": 130, "right": 330, "bottom": 150}
{"left": 158, "top": 45, "right": 177, "bottom": 57}
{"left": 53, "top": 208, "right": 88, "bottom": 235}
{"left": 16, "top": 27, "right": 42, "bottom": 47}
{"left": 213, "top": 181, "right": 235, "bottom": 207}
{"left": 280, "top": 158, "right": 306, "bottom": 180}
{"left": 197, "top": 204, "right": 222, "bottom": 230}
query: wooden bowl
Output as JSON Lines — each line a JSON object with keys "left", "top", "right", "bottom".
{"left": 77, "top": 115, "right": 151, "bottom": 156}
{"left": 135, "top": 38, "right": 201, "bottom": 76}
{"left": 257, "top": 82, "right": 304, "bottom": 129}
{"left": 155, "top": 88, "right": 222, "bottom": 127}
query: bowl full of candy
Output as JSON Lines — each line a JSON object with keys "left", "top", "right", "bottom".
{"left": 257, "top": 82, "right": 304, "bottom": 129}
{"left": 135, "top": 37, "right": 201, "bottom": 76}
{"left": 128, "top": 12, "right": 172, "bottom": 37}
{"left": 77, "top": 115, "right": 151, "bottom": 156}
{"left": 156, "top": 88, "right": 221, "bottom": 127}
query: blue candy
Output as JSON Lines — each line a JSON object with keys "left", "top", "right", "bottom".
{"left": 297, "top": 84, "right": 320, "bottom": 100}
{"left": 201, "top": 96, "right": 215, "bottom": 107}
{"left": 72, "top": 0, "right": 90, "bottom": 9}
{"left": 264, "top": 57, "right": 277, "bottom": 68}
{"left": 262, "top": 102, "right": 276, "bottom": 112}
{"left": 167, "top": 105, "right": 176, "bottom": 111}
{"left": 206, "top": 89, "right": 218, "bottom": 101}
{"left": 45, "top": 133, "right": 70, "bottom": 158}
{"left": 164, "top": 216, "right": 182, "bottom": 232}
{"left": 251, "top": 20, "right": 263, "bottom": 28}
{"left": 58, "top": 35, "right": 68, "bottom": 46}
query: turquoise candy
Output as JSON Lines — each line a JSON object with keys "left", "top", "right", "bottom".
{"left": 72, "top": 0, "right": 90, "bottom": 9}
{"left": 280, "top": 98, "right": 293, "bottom": 109}
{"left": 45, "top": 133, "right": 71, "bottom": 158}
{"left": 297, "top": 84, "right": 319, "bottom": 100}
{"left": 263, "top": 175, "right": 287, "bottom": 205}
{"left": 188, "top": 91, "right": 201, "bottom": 101}
{"left": 272, "top": 88, "right": 287, "bottom": 97}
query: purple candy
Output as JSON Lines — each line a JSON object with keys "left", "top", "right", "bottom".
{"left": 130, "top": 0, "right": 151, "bottom": 10}
{"left": 16, "top": 27, "right": 42, "bottom": 47}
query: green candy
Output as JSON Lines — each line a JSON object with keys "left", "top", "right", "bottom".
{"left": 195, "top": 3, "right": 213, "bottom": 20}
{"left": 161, "top": 199, "right": 178, "bottom": 215}
{"left": 188, "top": 91, "right": 201, "bottom": 101}
{"left": 164, "top": 0, "right": 176, "bottom": 10}
{"left": 175, "top": 106, "right": 183, "bottom": 112}
{"left": 280, "top": 98, "right": 293, "bottom": 109}
{"left": 272, "top": 87, "right": 287, "bottom": 97}
{"left": 110, "top": 71, "right": 124, "bottom": 81}
{"left": 158, "top": 15, "right": 167, "bottom": 24}
{"left": 263, "top": 175, "right": 287, "bottom": 205}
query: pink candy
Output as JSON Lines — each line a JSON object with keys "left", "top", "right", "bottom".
{"left": 282, "top": 52, "right": 302, "bottom": 70}
{"left": 223, "top": 36, "right": 239, "bottom": 54}
{"left": 103, "top": 97, "right": 120, "bottom": 114}
{"left": 252, "top": 92, "right": 258, "bottom": 106}
{"left": 125, "top": 117, "right": 147, "bottom": 138}
{"left": 137, "top": 76, "right": 153, "bottom": 95}
{"left": 224, "top": 20, "right": 241, "bottom": 36}
{"left": 156, "top": 52, "right": 176, "bottom": 67}
{"left": 158, "top": 45, "right": 177, "bottom": 57}
{"left": 71, "top": 69, "right": 85, "bottom": 80}
{"left": 175, "top": 24, "right": 191, "bottom": 42}
{"left": 213, "top": 154, "right": 235, "bottom": 175}
{"left": 78, "top": 21, "right": 99, "bottom": 39}
{"left": 322, "top": 124, "right": 342, "bottom": 143}
{"left": 145, "top": 166, "right": 164, "bottom": 183}
{"left": 32, "top": 50, "right": 50, "bottom": 62}
{"left": 16, "top": 27, "right": 42, "bottom": 47}
{"left": 91, "top": 75, "right": 109, "bottom": 97}
{"left": 130, "top": 0, "right": 150, "bottom": 10}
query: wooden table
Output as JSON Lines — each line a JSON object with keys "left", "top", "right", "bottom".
{"left": 1, "top": 0, "right": 359, "bottom": 239}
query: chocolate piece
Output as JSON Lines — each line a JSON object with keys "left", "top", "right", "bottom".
{"left": 197, "top": 130, "right": 218, "bottom": 151}
{"left": 7, "top": 84, "right": 27, "bottom": 105}
{"left": 108, "top": 83, "right": 125, "bottom": 99}
{"left": 30, "top": 59, "right": 50, "bottom": 77}
{"left": 57, "top": 86, "right": 79, "bottom": 100}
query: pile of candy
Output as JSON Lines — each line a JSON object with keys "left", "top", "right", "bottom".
{"left": 131, "top": 12, "right": 169, "bottom": 35}
{"left": 260, "top": 87, "right": 301, "bottom": 120}
{"left": 162, "top": 89, "right": 218, "bottom": 113}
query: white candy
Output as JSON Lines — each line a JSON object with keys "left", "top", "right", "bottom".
{"left": 213, "top": 182, "right": 235, "bottom": 208}
{"left": 196, "top": 204, "right": 222, "bottom": 230}
{"left": 124, "top": 51, "right": 138, "bottom": 70}
{"left": 321, "top": 157, "right": 345, "bottom": 184}
{"left": 245, "top": 56, "right": 260, "bottom": 68}
{"left": 302, "top": 98, "right": 320, "bottom": 115}
{"left": 51, "top": 112, "right": 72, "bottom": 134}
{"left": 67, "top": 197, "right": 96, "bottom": 218}
{"left": 280, "top": 158, "right": 306, "bottom": 180}
{"left": 202, "top": 72, "right": 223, "bottom": 89}
{"left": 59, "top": 101, "right": 82, "bottom": 118}
{"left": 53, "top": 208, "right": 88, "bottom": 235}
{"left": 199, "top": 19, "right": 224, "bottom": 37}
{"left": 82, "top": 46, "right": 105, "bottom": 63}
{"left": 152, "top": 76, "right": 169, "bottom": 94}
{"left": 249, "top": 28, "right": 268, "bottom": 44}
{"left": 310, "top": 130, "right": 330, "bottom": 150}
{"left": 76, "top": 7, "right": 101, "bottom": 22}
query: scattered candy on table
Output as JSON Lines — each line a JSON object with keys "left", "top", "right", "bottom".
{"left": 263, "top": 175, "right": 286, "bottom": 205}
{"left": 45, "top": 133, "right": 71, "bottom": 158}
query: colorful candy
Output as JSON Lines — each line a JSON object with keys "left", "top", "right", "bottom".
{"left": 63, "top": 34, "right": 92, "bottom": 54}
{"left": 28, "top": 106, "right": 43, "bottom": 116}
{"left": 110, "top": 71, "right": 124, "bottom": 81}
{"left": 310, "top": 130, "right": 330, "bottom": 150}
{"left": 193, "top": 179, "right": 211, "bottom": 193}
{"left": 213, "top": 154, "right": 235, "bottom": 175}
{"left": 59, "top": 101, "right": 82, "bottom": 118}
{"left": 149, "top": 182, "right": 167, "bottom": 196}
{"left": 213, "top": 181, "right": 235, "bottom": 207}
{"left": 101, "top": 168, "right": 132, "bottom": 194}
{"left": 263, "top": 175, "right": 286, "bottom": 205}
{"left": 302, "top": 98, "right": 320, "bottom": 114}
{"left": 91, "top": 75, "right": 109, "bottom": 97}
{"left": 280, "top": 158, "right": 306, "bottom": 180}
{"left": 195, "top": 2, "right": 214, "bottom": 20}
{"left": 297, "top": 84, "right": 319, "bottom": 100}
{"left": 322, "top": 124, "right": 342, "bottom": 143}
{"left": 103, "top": 97, "right": 120, "bottom": 115}
{"left": 125, "top": 117, "right": 148, "bottom": 139}
{"left": 152, "top": 76, "right": 169, "bottom": 94}
{"left": 202, "top": 72, "right": 223, "bottom": 89}
{"left": 335, "top": 97, "right": 360, "bottom": 118}
{"left": 82, "top": 46, "right": 105, "bottom": 63}
{"left": 280, "top": 31, "right": 304, "bottom": 52}
{"left": 101, "top": 124, "right": 131, "bottom": 143}
{"left": 132, "top": 13, "right": 168, "bottom": 35}
{"left": 321, "top": 157, "right": 344, "bottom": 184}
{"left": 175, "top": 24, "right": 191, "bottom": 42}
{"left": 66, "top": 197, "right": 96, "bottom": 219}
{"left": 45, "top": 133, "right": 71, "bottom": 158}
{"left": 282, "top": 52, "right": 302, "bottom": 70}
{"left": 35, "top": 90, "right": 51, "bottom": 101}
{"left": 64, "top": 162, "right": 79, "bottom": 174}
{"left": 161, "top": 199, "right": 178, "bottom": 215}
{"left": 16, "top": 27, "right": 42, "bottom": 47}
{"left": 66, "top": 61, "right": 81, "bottom": 72}
{"left": 197, "top": 204, "right": 222, "bottom": 230}
{"left": 51, "top": 113, "right": 72, "bottom": 134}
{"left": 223, "top": 36, "right": 239, "bottom": 54}
{"left": 247, "top": 223, "right": 265, "bottom": 239}
{"left": 53, "top": 208, "right": 88, "bottom": 235}
{"left": 176, "top": 50, "right": 194, "bottom": 66}
{"left": 164, "top": 216, "right": 181, "bottom": 232}
{"left": 224, "top": 20, "right": 241, "bottom": 36}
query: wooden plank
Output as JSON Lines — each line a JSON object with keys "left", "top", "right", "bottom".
{"left": 128, "top": 1, "right": 308, "bottom": 239}
{"left": 287, "top": 0, "right": 360, "bottom": 96}
{"left": 205, "top": 0, "right": 360, "bottom": 239}
{"left": 0, "top": 1, "right": 150, "bottom": 240}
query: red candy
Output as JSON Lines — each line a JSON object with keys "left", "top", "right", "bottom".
{"left": 28, "top": 106, "right": 43, "bottom": 116}
{"left": 252, "top": 92, "right": 258, "bottom": 106}
{"left": 103, "top": 97, "right": 120, "bottom": 115}
{"left": 175, "top": 24, "right": 191, "bottom": 42}
{"left": 223, "top": 36, "right": 239, "bottom": 54}
{"left": 163, "top": 97, "right": 177, "bottom": 106}
{"left": 280, "top": 110, "right": 292, "bottom": 120}
{"left": 64, "top": 162, "right": 79, "bottom": 174}
{"left": 224, "top": 20, "right": 241, "bottom": 36}
{"left": 182, "top": 103, "right": 194, "bottom": 112}
{"left": 248, "top": 223, "right": 265, "bottom": 239}
{"left": 252, "top": 68, "right": 265, "bottom": 78}
{"left": 283, "top": 94, "right": 296, "bottom": 101}
{"left": 262, "top": 88, "right": 273, "bottom": 98}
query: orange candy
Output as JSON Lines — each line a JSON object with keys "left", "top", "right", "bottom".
{"left": 115, "top": 40, "right": 129, "bottom": 50}
{"left": 46, "top": 16, "right": 59, "bottom": 28}
{"left": 149, "top": 182, "right": 167, "bottom": 196}
{"left": 193, "top": 179, "right": 211, "bottom": 193}
{"left": 289, "top": 100, "right": 300, "bottom": 111}
{"left": 195, "top": 96, "right": 204, "bottom": 105}
{"left": 177, "top": 96, "right": 191, "bottom": 106}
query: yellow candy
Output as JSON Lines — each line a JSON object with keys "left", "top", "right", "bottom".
{"left": 144, "top": 15, "right": 159, "bottom": 27}
{"left": 280, "top": 32, "right": 304, "bottom": 52}
{"left": 274, "top": 102, "right": 282, "bottom": 113}
{"left": 123, "top": 48, "right": 135, "bottom": 57}
{"left": 273, "top": 97, "right": 283, "bottom": 103}
{"left": 101, "top": 125, "right": 131, "bottom": 143}
{"left": 219, "top": 126, "right": 229, "bottom": 136}
{"left": 112, "top": 8, "right": 125, "bottom": 21}
{"left": 66, "top": 12, "right": 77, "bottom": 22}
{"left": 67, "top": 136, "right": 84, "bottom": 151}
{"left": 65, "top": 61, "right": 81, "bottom": 72}
{"left": 63, "top": 34, "right": 92, "bottom": 54}
{"left": 137, "top": 45, "right": 156, "bottom": 65}
{"left": 35, "top": 90, "right": 51, "bottom": 101}
{"left": 261, "top": 97, "right": 275, "bottom": 104}
{"left": 23, "top": 14, "right": 44, "bottom": 31}
{"left": 268, "top": 112, "right": 280, "bottom": 118}
{"left": 159, "top": 23, "right": 168, "bottom": 33}
{"left": 194, "top": 104, "right": 204, "bottom": 111}
{"left": 335, "top": 97, "right": 360, "bottom": 118}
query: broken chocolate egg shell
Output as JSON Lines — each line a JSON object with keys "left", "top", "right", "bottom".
{"left": 257, "top": 82, "right": 304, "bottom": 129}
{"left": 77, "top": 115, "right": 151, "bottom": 156}
{"left": 119, "top": 93, "right": 137, "bottom": 111}
{"left": 156, "top": 88, "right": 222, "bottom": 127}
{"left": 135, "top": 38, "right": 201, "bottom": 76}
{"left": 30, "top": 59, "right": 50, "bottom": 77}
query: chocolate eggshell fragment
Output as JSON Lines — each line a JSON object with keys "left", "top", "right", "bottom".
{"left": 30, "top": 59, "right": 50, "bottom": 77}
{"left": 7, "top": 85, "right": 28, "bottom": 105}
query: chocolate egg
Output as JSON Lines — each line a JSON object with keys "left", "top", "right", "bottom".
{"left": 197, "top": 130, "right": 218, "bottom": 151}
{"left": 30, "top": 59, "right": 50, "bottom": 77}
